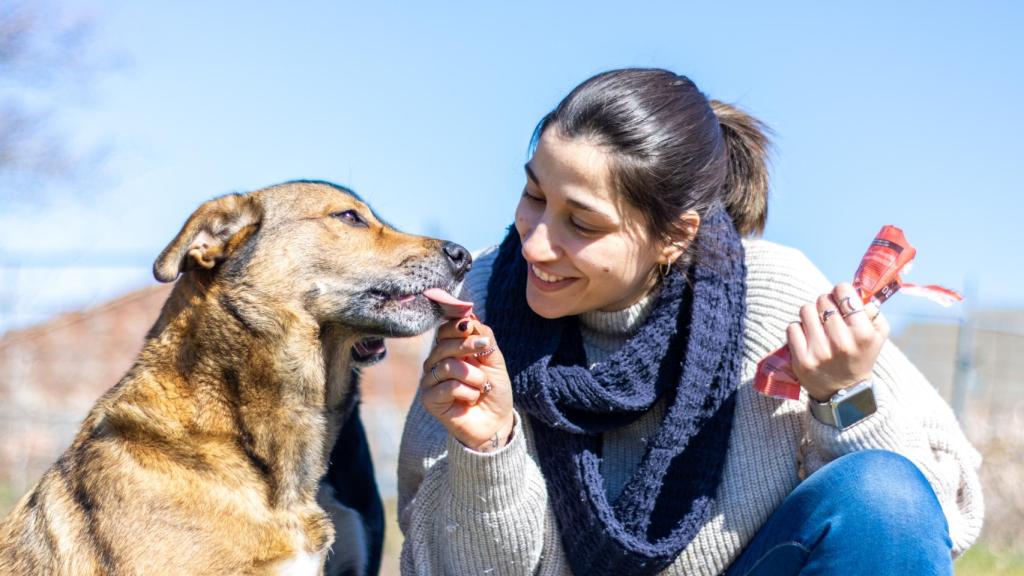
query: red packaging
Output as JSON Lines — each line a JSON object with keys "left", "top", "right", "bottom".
{"left": 753, "top": 226, "right": 961, "bottom": 400}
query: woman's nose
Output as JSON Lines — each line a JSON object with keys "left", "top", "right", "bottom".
{"left": 520, "top": 221, "right": 559, "bottom": 262}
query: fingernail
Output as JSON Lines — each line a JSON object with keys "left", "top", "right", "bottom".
{"left": 457, "top": 320, "right": 469, "bottom": 332}
{"left": 473, "top": 337, "right": 490, "bottom": 349}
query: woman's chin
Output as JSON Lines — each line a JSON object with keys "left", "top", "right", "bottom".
{"left": 525, "top": 287, "right": 572, "bottom": 319}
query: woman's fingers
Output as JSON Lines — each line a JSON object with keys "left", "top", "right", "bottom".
{"left": 420, "top": 316, "right": 516, "bottom": 452}
{"left": 435, "top": 315, "right": 479, "bottom": 340}
{"left": 463, "top": 321, "right": 507, "bottom": 368}
{"left": 788, "top": 283, "right": 893, "bottom": 399}
{"left": 423, "top": 333, "right": 496, "bottom": 370}
{"left": 798, "top": 300, "right": 829, "bottom": 359}
{"left": 816, "top": 292, "right": 855, "bottom": 356}
{"left": 422, "top": 379, "right": 481, "bottom": 413}
{"left": 428, "top": 319, "right": 507, "bottom": 371}
{"left": 422, "top": 356, "right": 490, "bottom": 391}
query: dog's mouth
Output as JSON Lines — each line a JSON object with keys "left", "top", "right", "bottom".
{"left": 352, "top": 337, "right": 387, "bottom": 366}
{"left": 368, "top": 290, "right": 422, "bottom": 305}
{"left": 349, "top": 284, "right": 464, "bottom": 365}
{"left": 367, "top": 283, "right": 463, "bottom": 314}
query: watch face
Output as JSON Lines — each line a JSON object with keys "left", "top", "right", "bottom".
{"left": 835, "top": 386, "right": 877, "bottom": 428}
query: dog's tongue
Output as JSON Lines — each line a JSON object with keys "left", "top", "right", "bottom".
{"left": 423, "top": 288, "right": 474, "bottom": 318}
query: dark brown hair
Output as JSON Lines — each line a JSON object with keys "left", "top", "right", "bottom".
{"left": 531, "top": 68, "right": 772, "bottom": 245}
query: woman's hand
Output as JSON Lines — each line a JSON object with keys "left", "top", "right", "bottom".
{"left": 420, "top": 316, "right": 515, "bottom": 452}
{"left": 787, "top": 282, "right": 890, "bottom": 402}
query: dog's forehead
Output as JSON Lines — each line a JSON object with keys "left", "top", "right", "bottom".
{"left": 255, "top": 180, "right": 378, "bottom": 220}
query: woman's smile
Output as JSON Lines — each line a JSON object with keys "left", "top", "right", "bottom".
{"left": 527, "top": 263, "right": 579, "bottom": 292}
{"left": 513, "top": 131, "right": 672, "bottom": 318}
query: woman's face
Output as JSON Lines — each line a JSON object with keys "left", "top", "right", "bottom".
{"left": 514, "top": 130, "right": 668, "bottom": 319}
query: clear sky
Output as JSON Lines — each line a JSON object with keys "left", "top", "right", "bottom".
{"left": 1, "top": 0, "right": 1021, "bottom": 334}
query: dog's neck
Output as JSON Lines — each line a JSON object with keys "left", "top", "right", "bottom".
{"left": 138, "top": 274, "right": 361, "bottom": 508}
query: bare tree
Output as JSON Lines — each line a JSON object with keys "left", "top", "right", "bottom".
{"left": 0, "top": 1, "right": 105, "bottom": 190}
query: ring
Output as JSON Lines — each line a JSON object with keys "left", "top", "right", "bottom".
{"left": 472, "top": 345, "right": 497, "bottom": 358}
{"left": 821, "top": 308, "right": 838, "bottom": 323}
{"left": 870, "top": 308, "right": 881, "bottom": 321}
{"left": 842, "top": 308, "right": 866, "bottom": 319}
{"left": 481, "top": 381, "right": 493, "bottom": 394}
{"left": 838, "top": 296, "right": 860, "bottom": 317}
{"left": 431, "top": 363, "right": 442, "bottom": 385}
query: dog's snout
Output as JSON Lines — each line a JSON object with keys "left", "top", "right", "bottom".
{"left": 442, "top": 241, "right": 472, "bottom": 276}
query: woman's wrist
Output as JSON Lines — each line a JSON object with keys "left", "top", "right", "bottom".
{"left": 464, "top": 415, "right": 516, "bottom": 453}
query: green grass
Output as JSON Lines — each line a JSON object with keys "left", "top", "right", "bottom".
{"left": 957, "top": 544, "right": 1024, "bottom": 576}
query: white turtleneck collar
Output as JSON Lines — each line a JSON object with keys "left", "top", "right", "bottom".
{"left": 577, "top": 284, "right": 661, "bottom": 364}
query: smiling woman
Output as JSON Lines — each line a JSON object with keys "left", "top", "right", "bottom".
{"left": 517, "top": 132, "right": 696, "bottom": 318}
{"left": 396, "top": 68, "right": 982, "bottom": 576}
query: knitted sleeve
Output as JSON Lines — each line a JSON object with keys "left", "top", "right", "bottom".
{"left": 397, "top": 246, "right": 553, "bottom": 574}
{"left": 745, "top": 240, "right": 983, "bottom": 556}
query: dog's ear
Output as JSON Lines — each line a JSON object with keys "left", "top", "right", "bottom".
{"left": 153, "top": 193, "right": 263, "bottom": 283}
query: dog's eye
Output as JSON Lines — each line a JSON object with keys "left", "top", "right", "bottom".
{"left": 332, "top": 210, "right": 367, "bottom": 227}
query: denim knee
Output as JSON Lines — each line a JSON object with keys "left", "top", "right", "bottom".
{"left": 810, "top": 450, "right": 948, "bottom": 541}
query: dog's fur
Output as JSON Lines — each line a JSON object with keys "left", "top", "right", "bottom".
{"left": 0, "top": 181, "right": 470, "bottom": 575}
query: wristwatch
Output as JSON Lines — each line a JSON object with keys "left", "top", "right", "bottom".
{"left": 808, "top": 380, "right": 877, "bottom": 431}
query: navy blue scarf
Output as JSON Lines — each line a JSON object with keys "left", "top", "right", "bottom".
{"left": 486, "top": 206, "right": 746, "bottom": 576}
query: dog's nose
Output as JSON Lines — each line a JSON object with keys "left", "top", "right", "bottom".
{"left": 442, "top": 241, "right": 472, "bottom": 276}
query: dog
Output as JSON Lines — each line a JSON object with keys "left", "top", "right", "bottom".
{"left": 0, "top": 180, "right": 471, "bottom": 575}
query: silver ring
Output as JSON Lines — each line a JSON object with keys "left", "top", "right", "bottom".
{"left": 821, "top": 308, "right": 838, "bottom": 323}
{"left": 481, "top": 381, "right": 493, "bottom": 394}
{"left": 431, "top": 363, "right": 442, "bottom": 385}
{"left": 842, "top": 308, "right": 866, "bottom": 319}
{"left": 472, "top": 345, "right": 497, "bottom": 358}
{"left": 838, "top": 296, "right": 859, "bottom": 317}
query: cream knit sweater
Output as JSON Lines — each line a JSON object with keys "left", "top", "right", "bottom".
{"left": 397, "top": 239, "right": 983, "bottom": 576}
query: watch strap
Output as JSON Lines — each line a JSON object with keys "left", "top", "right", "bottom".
{"left": 808, "top": 394, "right": 837, "bottom": 427}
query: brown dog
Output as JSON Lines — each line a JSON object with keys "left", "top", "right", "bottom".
{"left": 0, "top": 180, "right": 471, "bottom": 575}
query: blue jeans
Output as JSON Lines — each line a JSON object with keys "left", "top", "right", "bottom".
{"left": 724, "top": 450, "right": 953, "bottom": 576}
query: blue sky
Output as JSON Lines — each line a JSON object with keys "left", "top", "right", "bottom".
{"left": 1, "top": 0, "right": 1021, "bottom": 334}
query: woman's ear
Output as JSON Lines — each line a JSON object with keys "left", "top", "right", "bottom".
{"left": 659, "top": 210, "right": 701, "bottom": 265}
{"left": 153, "top": 193, "right": 262, "bottom": 283}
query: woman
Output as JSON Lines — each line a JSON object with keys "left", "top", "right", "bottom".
{"left": 398, "top": 68, "right": 982, "bottom": 575}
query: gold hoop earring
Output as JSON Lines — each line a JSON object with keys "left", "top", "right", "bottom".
{"left": 659, "top": 261, "right": 672, "bottom": 278}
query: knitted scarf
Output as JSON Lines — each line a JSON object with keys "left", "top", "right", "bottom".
{"left": 486, "top": 205, "right": 746, "bottom": 576}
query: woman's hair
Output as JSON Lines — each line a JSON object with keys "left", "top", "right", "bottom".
{"left": 530, "top": 68, "right": 771, "bottom": 245}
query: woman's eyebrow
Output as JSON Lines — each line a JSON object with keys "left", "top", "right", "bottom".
{"left": 565, "top": 197, "right": 612, "bottom": 219}
{"left": 524, "top": 162, "right": 614, "bottom": 219}
{"left": 524, "top": 163, "right": 540, "bottom": 185}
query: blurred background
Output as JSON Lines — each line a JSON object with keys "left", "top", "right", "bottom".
{"left": 0, "top": 1, "right": 1021, "bottom": 574}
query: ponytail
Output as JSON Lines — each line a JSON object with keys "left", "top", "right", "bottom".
{"left": 710, "top": 100, "right": 772, "bottom": 237}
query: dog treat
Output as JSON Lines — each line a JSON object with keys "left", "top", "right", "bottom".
{"left": 754, "top": 225, "right": 962, "bottom": 401}
{"left": 423, "top": 288, "right": 474, "bottom": 318}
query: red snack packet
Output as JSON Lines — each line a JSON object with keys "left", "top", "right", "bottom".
{"left": 753, "top": 225, "right": 962, "bottom": 400}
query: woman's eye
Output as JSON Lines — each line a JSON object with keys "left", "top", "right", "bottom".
{"left": 332, "top": 210, "right": 367, "bottom": 227}
{"left": 571, "top": 219, "right": 597, "bottom": 234}
{"left": 521, "top": 189, "right": 544, "bottom": 203}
